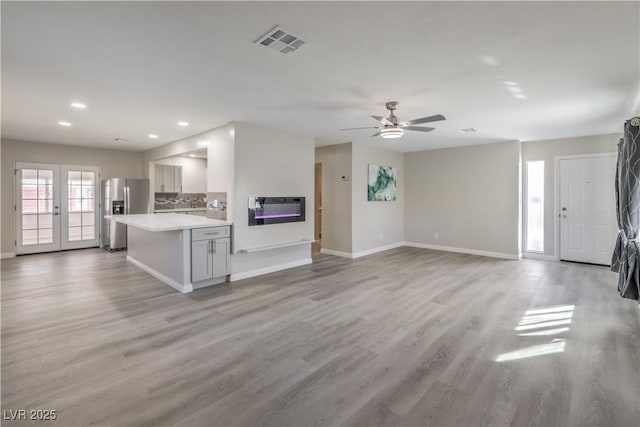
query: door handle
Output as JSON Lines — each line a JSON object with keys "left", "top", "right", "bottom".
{"left": 54, "top": 212, "right": 59, "bottom": 216}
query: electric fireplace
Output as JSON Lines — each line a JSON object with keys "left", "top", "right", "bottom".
{"left": 248, "top": 196, "right": 305, "bottom": 226}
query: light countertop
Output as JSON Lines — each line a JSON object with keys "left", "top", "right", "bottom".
{"left": 154, "top": 208, "right": 207, "bottom": 213}
{"left": 105, "top": 213, "right": 231, "bottom": 232}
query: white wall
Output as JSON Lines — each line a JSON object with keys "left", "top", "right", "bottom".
{"left": 231, "top": 122, "right": 314, "bottom": 276}
{"left": 154, "top": 156, "right": 207, "bottom": 194}
{"left": 0, "top": 138, "right": 145, "bottom": 255}
{"left": 315, "top": 143, "right": 352, "bottom": 254}
{"left": 351, "top": 143, "right": 405, "bottom": 255}
{"left": 521, "top": 133, "right": 620, "bottom": 257}
{"left": 405, "top": 140, "right": 521, "bottom": 258}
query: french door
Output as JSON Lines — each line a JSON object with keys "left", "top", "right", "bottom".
{"left": 16, "top": 162, "right": 100, "bottom": 254}
{"left": 559, "top": 155, "right": 617, "bottom": 265}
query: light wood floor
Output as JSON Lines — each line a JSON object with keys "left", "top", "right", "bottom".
{"left": 2, "top": 248, "right": 639, "bottom": 427}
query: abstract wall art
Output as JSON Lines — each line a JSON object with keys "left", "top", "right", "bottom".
{"left": 368, "top": 164, "right": 397, "bottom": 201}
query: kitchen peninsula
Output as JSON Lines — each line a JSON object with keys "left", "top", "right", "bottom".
{"left": 106, "top": 213, "right": 232, "bottom": 293}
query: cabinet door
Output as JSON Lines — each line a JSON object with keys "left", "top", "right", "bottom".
{"left": 154, "top": 164, "right": 163, "bottom": 192}
{"left": 162, "top": 165, "right": 174, "bottom": 192}
{"left": 173, "top": 166, "right": 182, "bottom": 193}
{"left": 191, "top": 240, "right": 213, "bottom": 282}
{"left": 212, "top": 237, "right": 231, "bottom": 277}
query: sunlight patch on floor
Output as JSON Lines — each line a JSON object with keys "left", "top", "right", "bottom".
{"left": 496, "top": 305, "right": 574, "bottom": 362}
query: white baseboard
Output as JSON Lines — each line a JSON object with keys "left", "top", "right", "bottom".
{"left": 403, "top": 242, "right": 519, "bottom": 260}
{"left": 320, "top": 248, "right": 353, "bottom": 258}
{"left": 522, "top": 252, "right": 558, "bottom": 261}
{"left": 320, "top": 242, "right": 405, "bottom": 259}
{"left": 230, "top": 258, "right": 313, "bottom": 282}
{"left": 127, "top": 255, "right": 193, "bottom": 294}
{"left": 1, "top": 252, "right": 16, "bottom": 259}
{"left": 352, "top": 242, "right": 405, "bottom": 259}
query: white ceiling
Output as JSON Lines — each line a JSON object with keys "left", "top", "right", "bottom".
{"left": 2, "top": 1, "right": 638, "bottom": 152}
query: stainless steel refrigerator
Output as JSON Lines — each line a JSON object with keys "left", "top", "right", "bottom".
{"left": 101, "top": 178, "right": 150, "bottom": 250}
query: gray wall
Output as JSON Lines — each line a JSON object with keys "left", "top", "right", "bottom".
{"left": 1, "top": 138, "right": 144, "bottom": 255}
{"left": 405, "top": 140, "right": 521, "bottom": 257}
{"left": 521, "top": 133, "right": 620, "bottom": 257}
{"left": 231, "top": 122, "right": 315, "bottom": 273}
{"left": 351, "top": 143, "right": 405, "bottom": 254}
{"left": 315, "top": 143, "right": 352, "bottom": 253}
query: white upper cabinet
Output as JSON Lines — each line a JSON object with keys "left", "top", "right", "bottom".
{"left": 154, "top": 164, "right": 182, "bottom": 193}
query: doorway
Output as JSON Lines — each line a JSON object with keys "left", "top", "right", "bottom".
{"left": 314, "top": 163, "right": 322, "bottom": 253}
{"left": 16, "top": 162, "right": 100, "bottom": 255}
{"left": 558, "top": 154, "right": 617, "bottom": 265}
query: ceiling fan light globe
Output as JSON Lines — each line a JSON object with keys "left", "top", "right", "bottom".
{"left": 380, "top": 128, "right": 405, "bottom": 139}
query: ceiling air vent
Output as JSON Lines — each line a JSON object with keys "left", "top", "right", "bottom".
{"left": 254, "top": 25, "right": 306, "bottom": 54}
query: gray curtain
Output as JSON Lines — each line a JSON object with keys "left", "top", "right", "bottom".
{"left": 611, "top": 117, "right": 640, "bottom": 301}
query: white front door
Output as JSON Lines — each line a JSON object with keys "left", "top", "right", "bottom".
{"left": 16, "top": 162, "right": 100, "bottom": 255}
{"left": 559, "top": 155, "right": 617, "bottom": 265}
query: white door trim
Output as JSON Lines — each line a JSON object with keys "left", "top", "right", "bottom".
{"left": 554, "top": 152, "right": 617, "bottom": 262}
{"left": 60, "top": 165, "right": 101, "bottom": 250}
{"left": 15, "top": 162, "right": 62, "bottom": 255}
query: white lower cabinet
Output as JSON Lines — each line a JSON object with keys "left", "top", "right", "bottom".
{"left": 191, "top": 226, "right": 230, "bottom": 284}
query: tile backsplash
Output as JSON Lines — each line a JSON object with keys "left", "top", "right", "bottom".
{"left": 207, "top": 192, "right": 227, "bottom": 220}
{"left": 155, "top": 193, "right": 206, "bottom": 210}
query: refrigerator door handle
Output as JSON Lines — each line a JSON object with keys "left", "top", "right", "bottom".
{"left": 124, "top": 186, "right": 129, "bottom": 214}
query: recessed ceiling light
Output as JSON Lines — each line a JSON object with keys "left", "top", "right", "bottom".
{"left": 148, "top": 134, "right": 158, "bottom": 139}
{"left": 504, "top": 81, "right": 518, "bottom": 86}
{"left": 189, "top": 154, "right": 196, "bottom": 157}
{"left": 71, "top": 102, "right": 86, "bottom": 109}
{"left": 58, "top": 121, "right": 72, "bottom": 126}
{"left": 178, "top": 121, "right": 189, "bottom": 127}
{"left": 459, "top": 127, "right": 478, "bottom": 134}
{"left": 508, "top": 86, "right": 523, "bottom": 93}
{"left": 513, "top": 94, "right": 527, "bottom": 99}
{"left": 480, "top": 55, "right": 499, "bottom": 66}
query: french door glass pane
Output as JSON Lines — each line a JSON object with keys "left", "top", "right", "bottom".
{"left": 22, "top": 200, "right": 37, "bottom": 213}
{"left": 69, "top": 185, "right": 82, "bottom": 198}
{"left": 38, "top": 185, "right": 52, "bottom": 199}
{"left": 38, "top": 200, "right": 52, "bottom": 213}
{"left": 68, "top": 171, "right": 82, "bottom": 184}
{"left": 81, "top": 171, "right": 94, "bottom": 185}
{"left": 22, "top": 185, "right": 37, "bottom": 198}
{"left": 38, "top": 170, "right": 53, "bottom": 184}
{"left": 69, "top": 213, "right": 82, "bottom": 227}
{"left": 22, "top": 169, "right": 37, "bottom": 183}
{"left": 81, "top": 199, "right": 94, "bottom": 211}
{"left": 82, "top": 226, "right": 94, "bottom": 239}
{"left": 39, "top": 229, "right": 53, "bottom": 244}
{"left": 38, "top": 214, "right": 53, "bottom": 228}
{"left": 22, "top": 230, "right": 37, "bottom": 245}
{"left": 82, "top": 212, "right": 94, "bottom": 226}
{"left": 22, "top": 215, "right": 37, "bottom": 229}
{"left": 69, "top": 199, "right": 82, "bottom": 212}
{"left": 68, "top": 227, "right": 82, "bottom": 241}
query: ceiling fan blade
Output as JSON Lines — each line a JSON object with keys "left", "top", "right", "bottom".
{"left": 340, "top": 126, "right": 381, "bottom": 131}
{"left": 404, "top": 126, "right": 435, "bottom": 132}
{"left": 406, "top": 114, "right": 446, "bottom": 126}
{"left": 372, "top": 115, "right": 393, "bottom": 126}
{"left": 371, "top": 132, "right": 380, "bottom": 137}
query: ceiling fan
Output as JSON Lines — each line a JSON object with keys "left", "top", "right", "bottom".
{"left": 340, "top": 101, "right": 445, "bottom": 139}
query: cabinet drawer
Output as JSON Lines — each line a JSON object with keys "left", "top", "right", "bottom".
{"left": 192, "top": 226, "right": 230, "bottom": 241}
